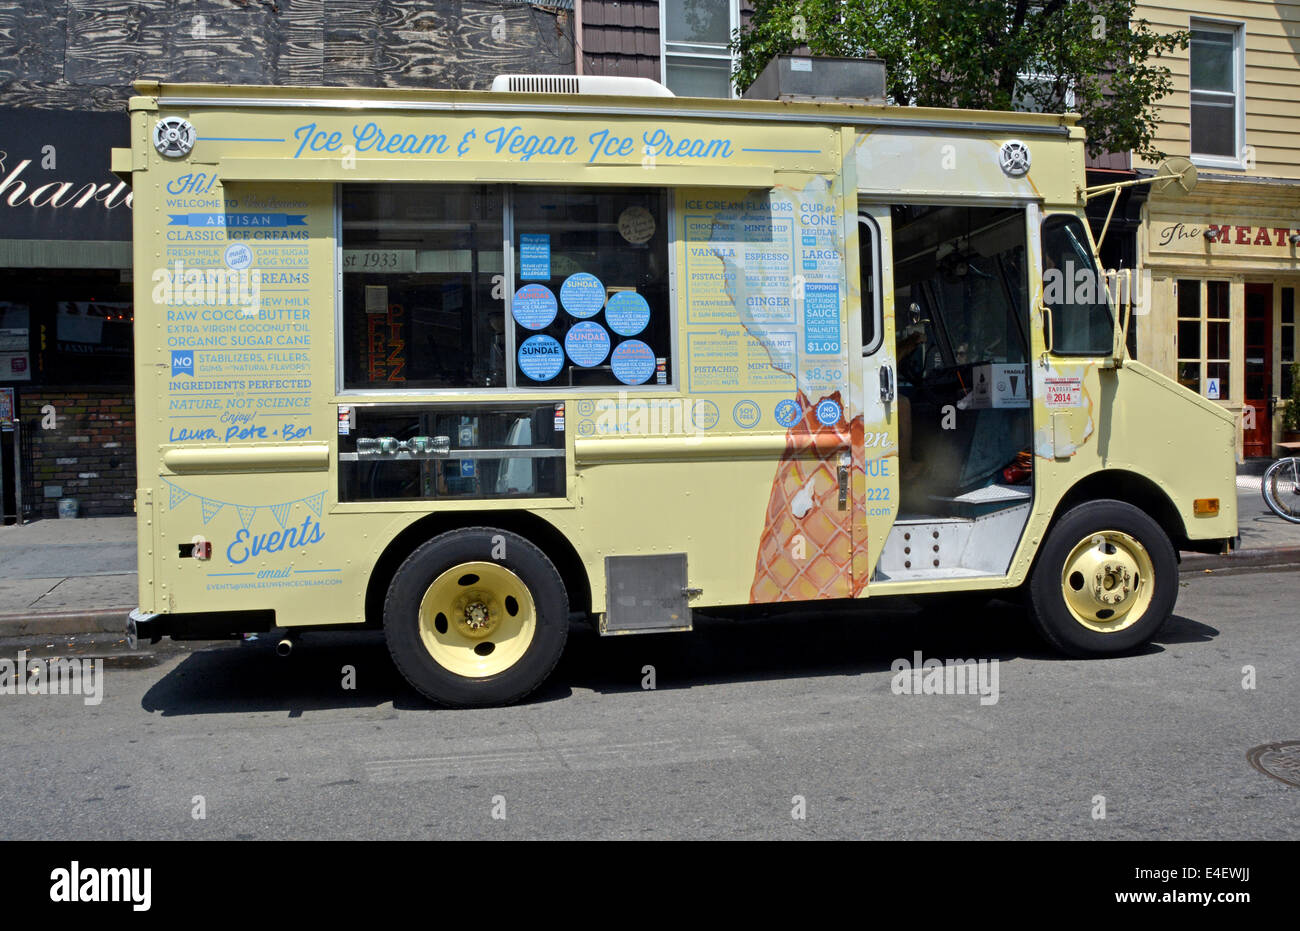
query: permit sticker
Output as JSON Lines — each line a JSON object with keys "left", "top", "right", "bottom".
{"left": 1045, "top": 377, "right": 1083, "bottom": 408}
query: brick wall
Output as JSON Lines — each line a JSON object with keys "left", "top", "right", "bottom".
{"left": 20, "top": 389, "right": 135, "bottom": 519}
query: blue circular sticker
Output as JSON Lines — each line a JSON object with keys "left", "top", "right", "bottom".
{"left": 223, "top": 242, "right": 252, "bottom": 270}
{"left": 560, "top": 273, "right": 606, "bottom": 319}
{"left": 610, "top": 340, "right": 656, "bottom": 386}
{"left": 815, "top": 398, "right": 842, "bottom": 426}
{"left": 512, "top": 284, "right": 558, "bottom": 330}
{"left": 517, "top": 334, "right": 564, "bottom": 381}
{"left": 690, "top": 399, "right": 720, "bottom": 431}
{"left": 564, "top": 321, "right": 611, "bottom": 367}
{"left": 774, "top": 399, "right": 801, "bottom": 428}
{"left": 605, "top": 291, "right": 651, "bottom": 337}
{"left": 733, "top": 400, "right": 762, "bottom": 429}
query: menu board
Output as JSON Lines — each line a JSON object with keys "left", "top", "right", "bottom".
{"left": 159, "top": 182, "right": 330, "bottom": 446}
{"left": 678, "top": 183, "right": 849, "bottom": 430}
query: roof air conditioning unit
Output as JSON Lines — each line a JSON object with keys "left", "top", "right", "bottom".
{"left": 491, "top": 75, "right": 674, "bottom": 97}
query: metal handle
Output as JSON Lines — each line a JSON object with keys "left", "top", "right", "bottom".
{"left": 1042, "top": 305, "right": 1054, "bottom": 354}
{"left": 837, "top": 463, "right": 849, "bottom": 511}
{"left": 879, "top": 364, "right": 895, "bottom": 402}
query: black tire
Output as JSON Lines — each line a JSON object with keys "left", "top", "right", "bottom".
{"left": 1028, "top": 499, "right": 1178, "bottom": 657}
{"left": 383, "top": 527, "right": 569, "bottom": 707}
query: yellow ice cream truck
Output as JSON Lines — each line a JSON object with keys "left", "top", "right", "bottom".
{"left": 117, "top": 77, "right": 1237, "bottom": 706}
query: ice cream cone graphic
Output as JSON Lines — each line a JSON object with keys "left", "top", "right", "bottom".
{"left": 750, "top": 391, "right": 869, "bottom": 602}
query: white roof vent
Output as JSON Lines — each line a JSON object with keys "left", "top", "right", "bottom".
{"left": 491, "top": 75, "right": 674, "bottom": 97}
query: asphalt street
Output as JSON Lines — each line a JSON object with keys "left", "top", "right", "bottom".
{"left": 0, "top": 567, "right": 1295, "bottom": 840}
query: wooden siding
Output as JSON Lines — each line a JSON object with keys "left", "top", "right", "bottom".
{"left": 580, "top": 0, "right": 661, "bottom": 80}
{"left": 1136, "top": 0, "right": 1300, "bottom": 178}
{"left": 0, "top": 0, "right": 575, "bottom": 111}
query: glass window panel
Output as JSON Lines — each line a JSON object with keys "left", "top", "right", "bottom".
{"left": 859, "top": 218, "right": 878, "bottom": 351}
{"left": 1283, "top": 287, "right": 1295, "bottom": 325}
{"left": 339, "top": 404, "right": 566, "bottom": 501}
{"left": 1178, "top": 361, "right": 1201, "bottom": 393}
{"left": 1177, "top": 279, "right": 1200, "bottom": 319}
{"left": 1207, "top": 280, "right": 1230, "bottom": 318}
{"left": 1190, "top": 31, "right": 1234, "bottom": 92}
{"left": 511, "top": 186, "right": 672, "bottom": 389}
{"left": 1041, "top": 214, "right": 1113, "bottom": 355}
{"left": 1177, "top": 320, "right": 1200, "bottom": 359}
{"left": 665, "top": 57, "right": 733, "bottom": 98}
{"left": 1282, "top": 326, "right": 1295, "bottom": 365}
{"left": 1191, "top": 98, "right": 1237, "bottom": 157}
{"left": 341, "top": 184, "right": 505, "bottom": 390}
{"left": 1207, "top": 320, "right": 1229, "bottom": 360}
{"left": 664, "top": 0, "right": 731, "bottom": 45}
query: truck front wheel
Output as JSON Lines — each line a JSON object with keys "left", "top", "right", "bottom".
{"left": 1028, "top": 500, "right": 1178, "bottom": 657}
{"left": 383, "top": 527, "right": 569, "bottom": 707}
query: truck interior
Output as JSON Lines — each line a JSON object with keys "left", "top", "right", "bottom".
{"left": 863, "top": 203, "right": 1037, "bottom": 580}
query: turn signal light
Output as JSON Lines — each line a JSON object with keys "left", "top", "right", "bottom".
{"left": 1193, "top": 498, "right": 1220, "bottom": 516}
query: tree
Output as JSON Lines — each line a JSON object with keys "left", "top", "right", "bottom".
{"left": 733, "top": 0, "right": 1189, "bottom": 160}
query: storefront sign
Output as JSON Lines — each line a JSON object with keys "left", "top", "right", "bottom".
{"left": 1155, "top": 220, "right": 1300, "bottom": 252}
{"left": 0, "top": 109, "right": 132, "bottom": 241}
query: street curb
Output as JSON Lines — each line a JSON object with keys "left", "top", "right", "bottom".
{"left": 1180, "top": 545, "right": 1300, "bottom": 573}
{"left": 0, "top": 608, "right": 132, "bottom": 639}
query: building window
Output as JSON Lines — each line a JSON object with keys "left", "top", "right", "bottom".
{"left": 661, "top": 0, "right": 739, "bottom": 98}
{"left": 1177, "top": 279, "right": 1231, "bottom": 400}
{"left": 1282, "top": 286, "right": 1296, "bottom": 399}
{"left": 1189, "top": 21, "right": 1245, "bottom": 166}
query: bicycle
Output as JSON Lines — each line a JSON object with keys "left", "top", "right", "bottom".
{"left": 1261, "top": 456, "right": 1300, "bottom": 523}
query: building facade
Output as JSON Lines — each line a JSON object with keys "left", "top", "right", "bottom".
{"left": 0, "top": 0, "right": 574, "bottom": 520}
{"left": 1132, "top": 0, "right": 1300, "bottom": 459}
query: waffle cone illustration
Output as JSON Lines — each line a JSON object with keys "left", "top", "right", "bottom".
{"left": 750, "top": 391, "right": 870, "bottom": 603}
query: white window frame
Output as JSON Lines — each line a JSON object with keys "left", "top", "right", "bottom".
{"left": 659, "top": 0, "right": 741, "bottom": 99}
{"left": 1188, "top": 18, "right": 1247, "bottom": 171}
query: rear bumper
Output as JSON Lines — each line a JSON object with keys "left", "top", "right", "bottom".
{"left": 126, "top": 608, "right": 275, "bottom": 648}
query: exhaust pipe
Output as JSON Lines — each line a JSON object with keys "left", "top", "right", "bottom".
{"left": 276, "top": 635, "right": 296, "bottom": 657}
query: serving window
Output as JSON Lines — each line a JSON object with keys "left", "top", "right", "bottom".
{"left": 341, "top": 184, "right": 505, "bottom": 390}
{"left": 340, "top": 183, "right": 674, "bottom": 392}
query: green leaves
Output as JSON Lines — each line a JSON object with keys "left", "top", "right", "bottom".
{"left": 733, "top": 0, "right": 1188, "bottom": 160}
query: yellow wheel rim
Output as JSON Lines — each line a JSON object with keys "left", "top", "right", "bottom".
{"left": 418, "top": 562, "right": 537, "bottom": 678}
{"left": 1060, "top": 531, "right": 1155, "bottom": 633}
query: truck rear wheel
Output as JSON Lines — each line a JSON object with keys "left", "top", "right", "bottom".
{"left": 1028, "top": 500, "right": 1178, "bottom": 657}
{"left": 383, "top": 527, "right": 568, "bottom": 707}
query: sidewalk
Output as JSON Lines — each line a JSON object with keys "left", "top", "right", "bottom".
{"left": 1, "top": 483, "right": 1298, "bottom": 639}
{"left": 0, "top": 517, "right": 136, "bottom": 635}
